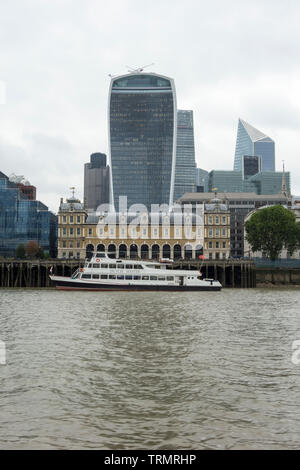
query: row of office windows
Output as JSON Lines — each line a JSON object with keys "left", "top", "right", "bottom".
{"left": 97, "top": 227, "right": 203, "bottom": 238}
{"left": 60, "top": 241, "right": 82, "bottom": 248}
{"left": 206, "top": 228, "right": 229, "bottom": 237}
{"left": 60, "top": 215, "right": 85, "bottom": 224}
{"left": 207, "top": 241, "right": 228, "bottom": 249}
{"left": 206, "top": 215, "right": 229, "bottom": 224}
{"left": 60, "top": 227, "right": 82, "bottom": 236}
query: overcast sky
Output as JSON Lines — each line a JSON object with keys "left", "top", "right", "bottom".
{"left": 1, "top": 0, "right": 300, "bottom": 212}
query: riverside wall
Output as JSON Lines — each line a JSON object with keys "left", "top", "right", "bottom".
{"left": 0, "top": 259, "right": 258, "bottom": 288}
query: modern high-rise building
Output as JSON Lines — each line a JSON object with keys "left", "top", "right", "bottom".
{"left": 173, "top": 110, "right": 196, "bottom": 201}
{"left": 195, "top": 168, "right": 209, "bottom": 193}
{"left": 84, "top": 153, "right": 110, "bottom": 211}
{"left": 108, "top": 72, "right": 177, "bottom": 211}
{"left": 234, "top": 119, "right": 275, "bottom": 172}
{"left": 0, "top": 171, "right": 57, "bottom": 257}
{"left": 206, "top": 169, "right": 290, "bottom": 195}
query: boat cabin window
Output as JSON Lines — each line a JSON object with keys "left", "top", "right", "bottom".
{"left": 88, "top": 263, "right": 92, "bottom": 268}
{"left": 117, "top": 264, "right": 124, "bottom": 269}
{"left": 109, "top": 275, "right": 116, "bottom": 279}
{"left": 92, "top": 274, "right": 100, "bottom": 279}
{"left": 96, "top": 253, "right": 106, "bottom": 258}
{"left": 125, "top": 275, "right": 133, "bottom": 280}
{"left": 136, "top": 265, "right": 143, "bottom": 269}
{"left": 93, "top": 264, "right": 100, "bottom": 268}
{"left": 166, "top": 276, "right": 174, "bottom": 281}
{"left": 142, "top": 276, "right": 149, "bottom": 280}
{"left": 82, "top": 274, "right": 91, "bottom": 279}
{"left": 101, "top": 275, "right": 108, "bottom": 279}
{"left": 158, "top": 276, "right": 165, "bottom": 281}
{"left": 101, "top": 264, "right": 108, "bottom": 269}
{"left": 133, "top": 275, "right": 141, "bottom": 280}
{"left": 125, "top": 264, "right": 133, "bottom": 269}
{"left": 109, "top": 264, "right": 116, "bottom": 269}
{"left": 150, "top": 276, "right": 157, "bottom": 281}
{"left": 117, "top": 275, "right": 124, "bottom": 280}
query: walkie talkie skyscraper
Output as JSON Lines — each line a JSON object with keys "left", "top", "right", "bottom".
{"left": 108, "top": 72, "right": 177, "bottom": 211}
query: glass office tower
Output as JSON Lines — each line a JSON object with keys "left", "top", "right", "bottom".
{"left": 206, "top": 169, "right": 290, "bottom": 195}
{"left": 234, "top": 119, "right": 275, "bottom": 172}
{"left": 0, "top": 171, "right": 57, "bottom": 257}
{"left": 173, "top": 110, "right": 196, "bottom": 201}
{"left": 108, "top": 73, "right": 177, "bottom": 211}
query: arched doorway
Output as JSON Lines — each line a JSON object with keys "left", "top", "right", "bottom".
{"left": 184, "top": 244, "right": 193, "bottom": 260}
{"left": 119, "top": 244, "right": 127, "bottom": 259}
{"left": 141, "top": 244, "right": 149, "bottom": 260}
{"left": 173, "top": 244, "right": 182, "bottom": 260}
{"left": 162, "top": 244, "right": 171, "bottom": 259}
{"left": 107, "top": 244, "right": 116, "bottom": 259}
{"left": 152, "top": 244, "right": 160, "bottom": 260}
{"left": 86, "top": 244, "right": 94, "bottom": 260}
{"left": 130, "top": 244, "right": 138, "bottom": 259}
{"left": 97, "top": 243, "right": 105, "bottom": 254}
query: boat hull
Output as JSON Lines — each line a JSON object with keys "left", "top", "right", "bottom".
{"left": 51, "top": 278, "right": 222, "bottom": 292}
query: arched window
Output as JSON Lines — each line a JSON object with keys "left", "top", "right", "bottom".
{"left": 108, "top": 244, "right": 116, "bottom": 259}
{"left": 162, "top": 244, "right": 171, "bottom": 259}
{"left": 184, "top": 244, "right": 193, "bottom": 260}
{"left": 119, "top": 244, "right": 127, "bottom": 259}
{"left": 141, "top": 244, "right": 149, "bottom": 260}
{"left": 152, "top": 244, "right": 160, "bottom": 260}
{"left": 86, "top": 244, "right": 94, "bottom": 260}
{"left": 173, "top": 244, "right": 182, "bottom": 260}
{"left": 130, "top": 244, "right": 138, "bottom": 259}
{"left": 97, "top": 243, "right": 105, "bottom": 253}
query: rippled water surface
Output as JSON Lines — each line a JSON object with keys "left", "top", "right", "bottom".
{"left": 1, "top": 288, "right": 300, "bottom": 449}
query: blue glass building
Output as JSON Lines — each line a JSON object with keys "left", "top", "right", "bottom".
{"left": 206, "top": 169, "right": 290, "bottom": 195}
{"left": 234, "top": 119, "right": 275, "bottom": 172}
{"left": 108, "top": 73, "right": 177, "bottom": 211}
{"left": 0, "top": 171, "right": 57, "bottom": 257}
{"left": 173, "top": 110, "right": 196, "bottom": 201}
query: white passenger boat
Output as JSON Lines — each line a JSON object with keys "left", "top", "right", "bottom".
{"left": 50, "top": 252, "right": 222, "bottom": 291}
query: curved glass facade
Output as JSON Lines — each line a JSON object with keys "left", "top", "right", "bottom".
{"left": 109, "top": 73, "right": 176, "bottom": 211}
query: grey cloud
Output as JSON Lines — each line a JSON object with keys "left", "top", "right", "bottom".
{"left": 1, "top": 0, "right": 300, "bottom": 210}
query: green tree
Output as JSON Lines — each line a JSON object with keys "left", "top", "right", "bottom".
{"left": 16, "top": 243, "right": 26, "bottom": 259}
{"left": 245, "top": 205, "right": 300, "bottom": 260}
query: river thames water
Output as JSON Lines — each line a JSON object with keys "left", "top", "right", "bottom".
{"left": 0, "top": 288, "right": 300, "bottom": 449}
